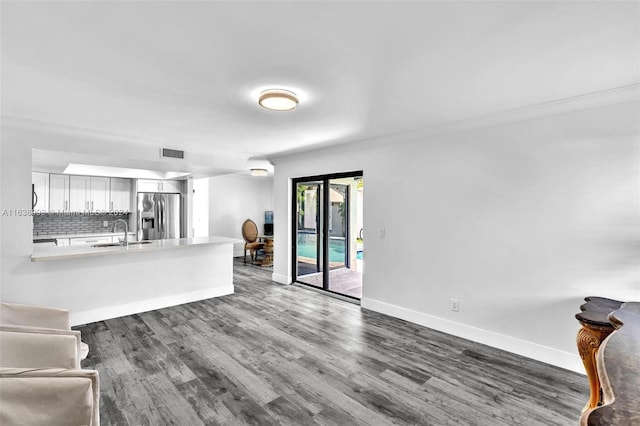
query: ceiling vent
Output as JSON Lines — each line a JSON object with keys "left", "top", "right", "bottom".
{"left": 160, "top": 148, "right": 184, "bottom": 159}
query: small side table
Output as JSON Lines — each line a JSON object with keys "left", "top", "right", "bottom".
{"left": 258, "top": 235, "right": 273, "bottom": 267}
{"left": 575, "top": 296, "right": 623, "bottom": 411}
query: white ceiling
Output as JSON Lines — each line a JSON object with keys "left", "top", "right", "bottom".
{"left": 2, "top": 1, "right": 638, "bottom": 176}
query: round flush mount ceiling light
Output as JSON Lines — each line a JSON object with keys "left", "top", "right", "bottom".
{"left": 250, "top": 168, "right": 269, "bottom": 176}
{"left": 258, "top": 89, "right": 299, "bottom": 111}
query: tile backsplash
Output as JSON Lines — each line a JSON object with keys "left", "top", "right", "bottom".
{"left": 33, "top": 213, "right": 130, "bottom": 236}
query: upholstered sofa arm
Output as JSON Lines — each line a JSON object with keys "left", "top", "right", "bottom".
{"left": 0, "top": 367, "right": 100, "bottom": 426}
{"left": 0, "top": 302, "right": 70, "bottom": 330}
{"left": 0, "top": 328, "right": 81, "bottom": 369}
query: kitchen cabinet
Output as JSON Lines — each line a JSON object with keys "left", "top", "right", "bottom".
{"left": 137, "top": 179, "right": 181, "bottom": 193}
{"left": 32, "top": 172, "right": 49, "bottom": 212}
{"left": 70, "top": 176, "right": 110, "bottom": 212}
{"left": 52, "top": 233, "right": 135, "bottom": 247}
{"left": 69, "top": 176, "right": 89, "bottom": 211}
{"left": 69, "top": 236, "right": 111, "bottom": 246}
{"left": 49, "top": 174, "right": 70, "bottom": 212}
{"left": 91, "top": 177, "right": 110, "bottom": 211}
{"left": 110, "top": 178, "right": 131, "bottom": 212}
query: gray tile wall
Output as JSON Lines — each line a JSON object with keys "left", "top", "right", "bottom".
{"left": 33, "top": 212, "right": 130, "bottom": 236}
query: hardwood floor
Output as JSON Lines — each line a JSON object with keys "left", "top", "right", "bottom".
{"left": 77, "top": 258, "right": 588, "bottom": 425}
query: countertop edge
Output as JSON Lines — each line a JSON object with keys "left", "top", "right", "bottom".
{"left": 31, "top": 236, "right": 244, "bottom": 262}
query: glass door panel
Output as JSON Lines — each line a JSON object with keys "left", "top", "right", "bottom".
{"left": 328, "top": 183, "right": 347, "bottom": 271}
{"left": 296, "top": 181, "right": 323, "bottom": 288}
{"left": 327, "top": 177, "right": 362, "bottom": 299}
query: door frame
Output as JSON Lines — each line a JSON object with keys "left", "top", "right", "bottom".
{"left": 291, "top": 170, "right": 363, "bottom": 299}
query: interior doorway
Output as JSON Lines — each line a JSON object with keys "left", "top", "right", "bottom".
{"left": 293, "top": 171, "right": 363, "bottom": 300}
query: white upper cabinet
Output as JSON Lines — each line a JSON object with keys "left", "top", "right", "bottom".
{"left": 161, "top": 180, "right": 181, "bottom": 193}
{"left": 110, "top": 178, "right": 131, "bottom": 212}
{"left": 32, "top": 172, "right": 49, "bottom": 212}
{"left": 49, "top": 174, "right": 70, "bottom": 212}
{"left": 37, "top": 173, "right": 132, "bottom": 213}
{"left": 69, "top": 175, "right": 90, "bottom": 211}
{"left": 137, "top": 179, "right": 181, "bottom": 193}
{"left": 137, "top": 179, "right": 160, "bottom": 192}
{"left": 91, "top": 177, "right": 110, "bottom": 211}
{"left": 70, "top": 176, "right": 110, "bottom": 212}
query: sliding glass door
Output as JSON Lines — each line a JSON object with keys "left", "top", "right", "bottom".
{"left": 293, "top": 172, "right": 363, "bottom": 299}
{"left": 295, "top": 180, "right": 323, "bottom": 288}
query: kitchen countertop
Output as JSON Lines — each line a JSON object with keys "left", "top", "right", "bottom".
{"left": 31, "top": 236, "right": 243, "bottom": 262}
{"left": 33, "top": 232, "right": 136, "bottom": 240}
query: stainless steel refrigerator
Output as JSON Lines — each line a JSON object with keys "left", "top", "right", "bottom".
{"left": 137, "top": 193, "right": 181, "bottom": 240}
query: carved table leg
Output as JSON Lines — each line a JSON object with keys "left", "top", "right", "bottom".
{"left": 576, "top": 325, "right": 613, "bottom": 411}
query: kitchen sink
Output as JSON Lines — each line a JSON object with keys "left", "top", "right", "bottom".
{"left": 91, "top": 241, "right": 153, "bottom": 248}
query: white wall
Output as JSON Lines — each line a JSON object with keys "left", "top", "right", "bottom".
{"left": 208, "top": 174, "right": 273, "bottom": 257}
{"left": 192, "top": 177, "right": 209, "bottom": 237}
{"left": 271, "top": 98, "right": 640, "bottom": 373}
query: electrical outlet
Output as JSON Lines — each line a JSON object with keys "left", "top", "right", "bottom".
{"left": 103, "top": 221, "right": 109, "bottom": 227}
{"left": 450, "top": 298, "right": 460, "bottom": 312}
{"left": 378, "top": 228, "right": 386, "bottom": 238}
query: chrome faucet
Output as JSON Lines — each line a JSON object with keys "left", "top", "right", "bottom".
{"left": 112, "top": 219, "right": 129, "bottom": 246}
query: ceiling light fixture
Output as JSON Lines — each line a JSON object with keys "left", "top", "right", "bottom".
{"left": 258, "top": 89, "right": 299, "bottom": 111}
{"left": 250, "top": 168, "right": 269, "bottom": 177}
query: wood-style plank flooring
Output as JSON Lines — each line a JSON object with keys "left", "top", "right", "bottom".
{"left": 77, "top": 258, "right": 588, "bottom": 425}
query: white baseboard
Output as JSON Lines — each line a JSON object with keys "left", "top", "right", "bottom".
{"left": 361, "top": 297, "right": 585, "bottom": 375}
{"left": 271, "top": 272, "right": 290, "bottom": 285}
{"left": 70, "top": 286, "right": 234, "bottom": 326}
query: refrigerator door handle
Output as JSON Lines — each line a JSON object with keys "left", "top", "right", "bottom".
{"left": 160, "top": 198, "right": 166, "bottom": 236}
{"left": 139, "top": 206, "right": 143, "bottom": 241}
{"left": 156, "top": 200, "right": 163, "bottom": 235}
{"left": 157, "top": 199, "right": 161, "bottom": 236}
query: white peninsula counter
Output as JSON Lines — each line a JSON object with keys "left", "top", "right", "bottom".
{"left": 28, "top": 236, "right": 243, "bottom": 326}
{"left": 32, "top": 236, "right": 241, "bottom": 262}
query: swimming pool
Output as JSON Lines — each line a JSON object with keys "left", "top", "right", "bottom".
{"left": 297, "top": 237, "right": 345, "bottom": 263}
{"left": 297, "top": 236, "right": 363, "bottom": 262}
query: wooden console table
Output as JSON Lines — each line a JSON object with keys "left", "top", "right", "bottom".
{"left": 575, "top": 297, "right": 623, "bottom": 411}
{"left": 577, "top": 301, "right": 640, "bottom": 425}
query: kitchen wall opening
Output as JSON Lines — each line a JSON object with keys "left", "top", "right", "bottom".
{"left": 31, "top": 148, "right": 187, "bottom": 248}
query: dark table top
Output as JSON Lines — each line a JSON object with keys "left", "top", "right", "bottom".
{"left": 575, "top": 296, "right": 624, "bottom": 328}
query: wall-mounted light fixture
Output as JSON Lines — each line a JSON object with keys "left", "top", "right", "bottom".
{"left": 258, "top": 89, "right": 298, "bottom": 111}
